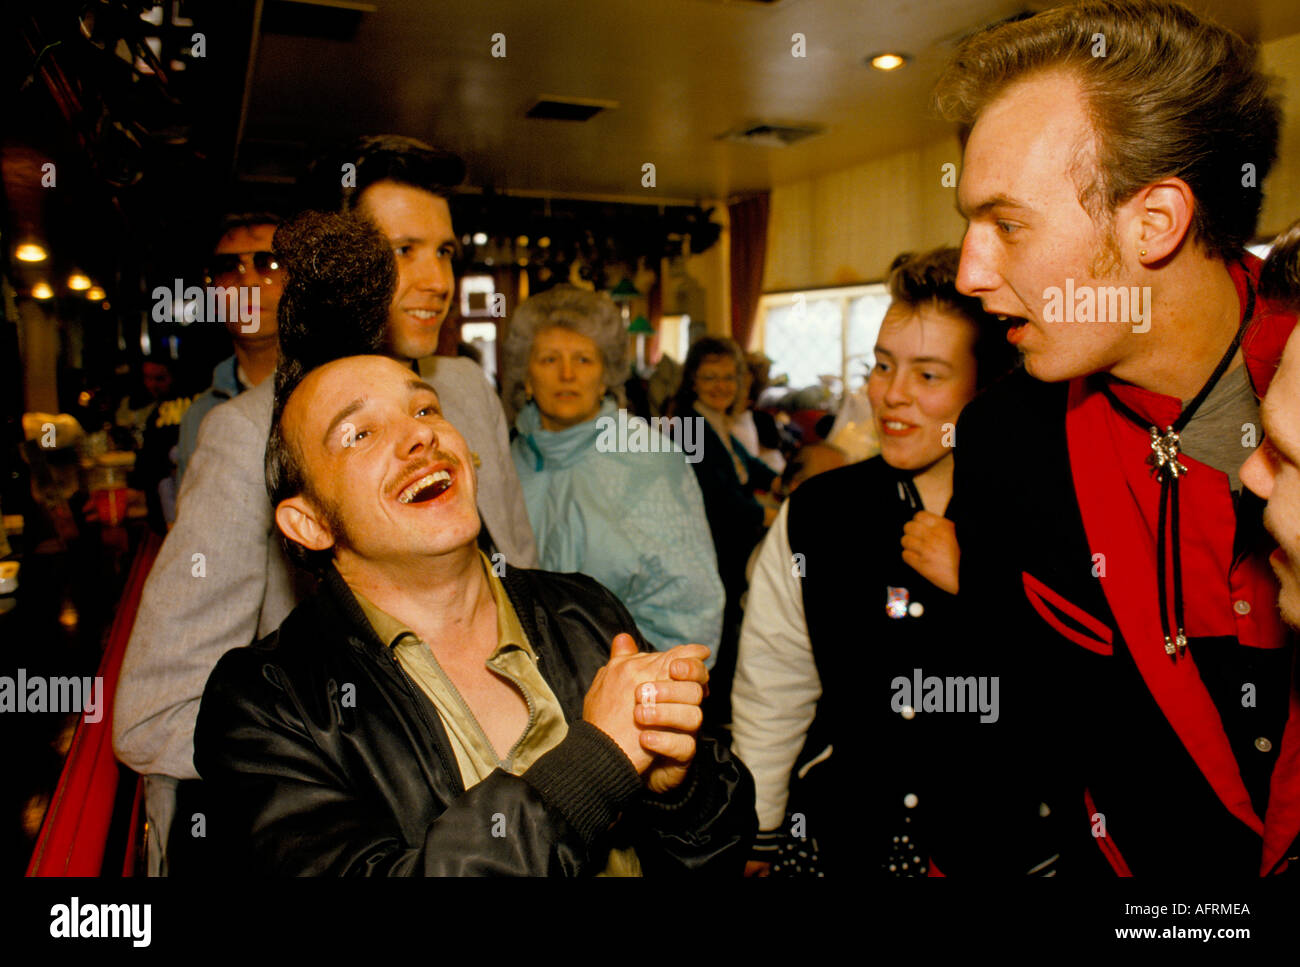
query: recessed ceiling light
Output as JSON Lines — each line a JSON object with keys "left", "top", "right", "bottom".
{"left": 68, "top": 273, "right": 92, "bottom": 291}
{"left": 32, "top": 282, "right": 54, "bottom": 300}
{"left": 869, "top": 53, "right": 908, "bottom": 71}
{"left": 16, "top": 243, "right": 48, "bottom": 262}
{"left": 86, "top": 286, "right": 107, "bottom": 301}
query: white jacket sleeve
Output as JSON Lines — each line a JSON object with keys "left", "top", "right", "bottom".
{"left": 730, "top": 500, "right": 820, "bottom": 832}
{"left": 113, "top": 395, "right": 274, "bottom": 780}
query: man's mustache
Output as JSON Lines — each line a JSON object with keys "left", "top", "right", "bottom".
{"left": 391, "top": 449, "right": 464, "bottom": 494}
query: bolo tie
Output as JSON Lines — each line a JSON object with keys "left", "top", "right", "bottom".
{"left": 1098, "top": 276, "right": 1255, "bottom": 660}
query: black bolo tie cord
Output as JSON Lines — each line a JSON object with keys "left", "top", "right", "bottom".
{"left": 1098, "top": 273, "right": 1256, "bottom": 658}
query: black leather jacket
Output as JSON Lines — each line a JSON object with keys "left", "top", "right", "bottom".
{"left": 194, "top": 563, "right": 755, "bottom": 875}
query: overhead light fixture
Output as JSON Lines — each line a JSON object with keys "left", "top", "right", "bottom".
{"left": 32, "top": 282, "right": 54, "bottom": 300}
{"left": 472, "top": 232, "right": 488, "bottom": 246}
{"left": 609, "top": 279, "right": 640, "bottom": 302}
{"left": 68, "top": 273, "right": 92, "bottom": 291}
{"left": 86, "top": 286, "right": 107, "bottom": 301}
{"left": 16, "top": 243, "right": 48, "bottom": 263}
{"left": 869, "top": 53, "right": 908, "bottom": 71}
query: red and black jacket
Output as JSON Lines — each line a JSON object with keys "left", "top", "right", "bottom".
{"left": 946, "top": 257, "right": 1300, "bottom": 877}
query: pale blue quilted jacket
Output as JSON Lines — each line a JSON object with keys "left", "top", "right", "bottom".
{"left": 512, "top": 399, "right": 725, "bottom": 665}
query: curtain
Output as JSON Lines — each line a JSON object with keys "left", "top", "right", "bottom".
{"left": 728, "top": 192, "right": 769, "bottom": 351}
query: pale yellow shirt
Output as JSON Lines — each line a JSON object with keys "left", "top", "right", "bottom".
{"left": 354, "top": 552, "right": 640, "bottom": 876}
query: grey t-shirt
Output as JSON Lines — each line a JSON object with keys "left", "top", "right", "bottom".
{"left": 1177, "top": 361, "right": 1259, "bottom": 494}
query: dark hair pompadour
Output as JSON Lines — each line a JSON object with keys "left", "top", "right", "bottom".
{"left": 934, "top": 0, "right": 1281, "bottom": 261}
{"left": 298, "top": 135, "right": 465, "bottom": 214}
{"left": 265, "top": 209, "right": 397, "bottom": 571}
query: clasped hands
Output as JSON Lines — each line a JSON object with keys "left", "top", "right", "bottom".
{"left": 583, "top": 633, "right": 709, "bottom": 795}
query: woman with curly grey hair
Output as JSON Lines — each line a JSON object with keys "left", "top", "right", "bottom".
{"left": 503, "top": 285, "right": 725, "bottom": 661}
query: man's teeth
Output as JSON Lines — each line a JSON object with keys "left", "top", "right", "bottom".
{"left": 407, "top": 309, "right": 440, "bottom": 320}
{"left": 884, "top": 420, "right": 912, "bottom": 430}
{"left": 398, "top": 469, "right": 452, "bottom": 504}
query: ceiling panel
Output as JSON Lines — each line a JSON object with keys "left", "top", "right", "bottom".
{"left": 237, "top": 0, "right": 1300, "bottom": 201}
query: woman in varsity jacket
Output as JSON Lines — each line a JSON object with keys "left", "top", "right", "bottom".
{"left": 730, "top": 247, "right": 1019, "bottom": 877}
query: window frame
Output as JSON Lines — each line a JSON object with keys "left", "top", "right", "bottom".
{"left": 754, "top": 281, "right": 889, "bottom": 396}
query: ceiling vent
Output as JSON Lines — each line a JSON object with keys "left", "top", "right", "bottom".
{"left": 718, "top": 121, "right": 824, "bottom": 148}
{"left": 525, "top": 96, "right": 618, "bottom": 122}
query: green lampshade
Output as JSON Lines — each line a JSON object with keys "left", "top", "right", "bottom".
{"left": 627, "top": 315, "right": 654, "bottom": 334}
{"left": 609, "top": 278, "right": 640, "bottom": 301}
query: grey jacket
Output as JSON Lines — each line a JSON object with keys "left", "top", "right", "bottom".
{"left": 113, "top": 355, "right": 538, "bottom": 781}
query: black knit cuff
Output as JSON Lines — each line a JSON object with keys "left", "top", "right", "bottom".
{"left": 751, "top": 828, "right": 783, "bottom": 862}
{"left": 640, "top": 760, "right": 700, "bottom": 812}
{"left": 522, "top": 720, "right": 642, "bottom": 848}
{"left": 637, "top": 736, "right": 725, "bottom": 831}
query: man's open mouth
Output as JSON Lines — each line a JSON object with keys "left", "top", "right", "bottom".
{"left": 997, "top": 314, "right": 1030, "bottom": 345}
{"left": 397, "top": 469, "right": 453, "bottom": 504}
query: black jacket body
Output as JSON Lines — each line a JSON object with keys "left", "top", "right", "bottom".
{"left": 687, "top": 414, "right": 778, "bottom": 724}
{"left": 948, "top": 368, "right": 1294, "bottom": 877}
{"left": 688, "top": 415, "right": 777, "bottom": 598}
{"left": 194, "top": 563, "right": 756, "bottom": 876}
{"left": 786, "top": 456, "right": 966, "bottom": 873}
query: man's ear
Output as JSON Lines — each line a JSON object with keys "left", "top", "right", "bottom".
{"left": 1129, "top": 177, "right": 1196, "bottom": 264}
{"left": 275, "top": 496, "right": 335, "bottom": 554}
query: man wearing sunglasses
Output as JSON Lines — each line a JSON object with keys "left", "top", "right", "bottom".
{"left": 175, "top": 214, "right": 284, "bottom": 482}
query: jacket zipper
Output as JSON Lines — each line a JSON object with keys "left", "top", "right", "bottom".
{"left": 492, "top": 663, "right": 537, "bottom": 768}
{"left": 418, "top": 641, "right": 533, "bottom": 771}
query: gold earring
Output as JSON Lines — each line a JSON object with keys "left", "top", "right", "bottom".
{"left": 1140, "top": 248, "right": 1147, "bottom": 257}
{"left": 471, "top": 451, "right": 481, "bottom": 468}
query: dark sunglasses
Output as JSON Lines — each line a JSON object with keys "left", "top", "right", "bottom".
{"left": 204, "top": 251, "right": 281, "bottom": 283}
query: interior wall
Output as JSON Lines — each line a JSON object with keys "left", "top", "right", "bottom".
{"left": 691, "top": 201, "right": 731, "bottom": 339}
{"left": 1260, "top": 31, "right": 1300, "bottom": 235}
{"left": 763, "top": 137, "right": 966, "bottom": 293}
